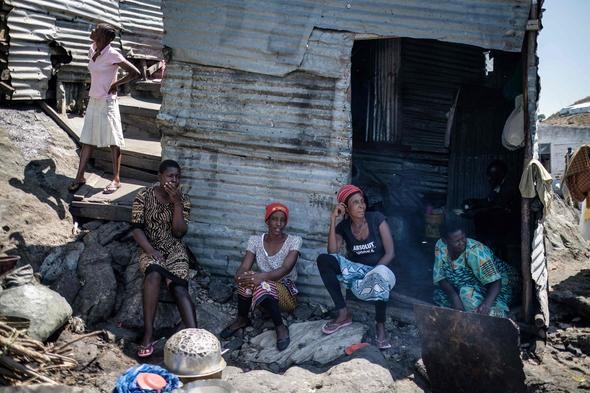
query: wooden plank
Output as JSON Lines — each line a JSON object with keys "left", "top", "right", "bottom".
{"left": 70, "top": 201, "right": 131, "bottom": 222}
{"left": 93, "top": 149, "right": 160, "bottom": 172}
{"left": 83, "top": 178, "right": 148, "bottom": 205}
{"left": 73, "top": 172, "right": 104, "bottom": 201}
{"left": 118, "top": 95, "right": 161, "bottom": 111}
{"left": 94, "top": 159, "right": 157, "bottom": 182}
{"left": 38, "top": 101, "right": 80, "bottom": 145}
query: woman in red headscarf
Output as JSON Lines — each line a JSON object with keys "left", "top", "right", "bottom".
{"left": 317, "top": 184, "right": 396, "bottom": 349}
{"left": 219, "top": 203, "right": 302, "bottom": 351}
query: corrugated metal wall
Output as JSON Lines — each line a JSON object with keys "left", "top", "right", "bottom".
{"left": 158, "top": 30, "right": 354, "bottom": 299}
{"left": 5, "top": 0, "right": 120, "bottom": 26}
{"left": 0, "top": 3, "right": 8, "bottom": 97}
{"left": 120, "top": 0, "right": 163, "bottom": 59}
{"left": 163, "top": 0, "right": 529, "bottom": 77}
{"left": 2, "top": 0, "right": 163, "bottom": 100}
{"left": 5, "top": 6, "right": 54, "bottom": 99}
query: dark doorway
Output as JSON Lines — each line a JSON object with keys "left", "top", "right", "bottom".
{"left": 350, "top": 38, "right": 524, "bottom": 302}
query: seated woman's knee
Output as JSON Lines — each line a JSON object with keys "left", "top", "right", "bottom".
{"left": 316, "top": 253, "right": 337, "bottom": 268}
{"left": 144, "top": 270, "right": 161, "bottom": 286}
{"left": 170, "top": 284, "right": 190, "bottom": 300}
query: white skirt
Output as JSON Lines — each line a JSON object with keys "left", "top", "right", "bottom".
{"left": 80, "top": 97, "right": 125, "bottom": 148}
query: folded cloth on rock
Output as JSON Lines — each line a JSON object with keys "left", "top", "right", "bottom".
{"left": 115, "top": 364, "right": 180, "bottom": 393}
{"left": 332, "top": 254, "right": 396, "bottom": 302}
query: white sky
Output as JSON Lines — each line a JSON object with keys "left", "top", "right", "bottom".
{"left": 537, "top": 0, "right": 590, "bottom": 117}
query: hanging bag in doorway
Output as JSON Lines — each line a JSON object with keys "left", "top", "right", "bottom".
{"left": 502, "top": 94, "right": 525, "bottom": 151}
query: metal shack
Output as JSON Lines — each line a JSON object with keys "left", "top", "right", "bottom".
{"left": 165, "top": 1, "right": 543, "bottom": 323}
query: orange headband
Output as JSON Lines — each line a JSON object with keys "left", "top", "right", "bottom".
{"left": 265, "top": 203, "right": 289, "bottom": 222}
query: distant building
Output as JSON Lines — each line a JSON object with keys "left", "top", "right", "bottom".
{"left": 538, "top": 97, "right": 590, "bottom": 179}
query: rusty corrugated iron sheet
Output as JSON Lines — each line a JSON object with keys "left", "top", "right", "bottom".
{"left": 4, "top": 0, "right": 163, "bottom": 99}
{"left": 3, "top": 0, "right": 119, "bottom": 99}
{"left": 158, "top": 31, "right": 353, "bottom": 298}
{"left": 5, "top": 7, "right": 54, "bottom": 99}
{"left": 5, "top": 0, "right": 119, "bottom": 27}
{"left": 162, "top": 0, "right": 529, "bottom": 76}
{"left": 120, "top": 0, "right": 163, "bottom": 59}
{"left": 54, "top": 19, "right": 92, "bottom": 80}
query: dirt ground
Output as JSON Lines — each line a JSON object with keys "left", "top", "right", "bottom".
{"left": 0, "top": 105, "right": 589, "bottom": 392}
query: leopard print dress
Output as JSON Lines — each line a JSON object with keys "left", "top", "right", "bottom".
{"left": 131, "top": 186, "right": 191, "bottom": 284}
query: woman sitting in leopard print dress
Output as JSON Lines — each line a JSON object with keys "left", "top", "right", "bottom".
{"left": 131, "top": 159, "right": 196, "bottom": 357}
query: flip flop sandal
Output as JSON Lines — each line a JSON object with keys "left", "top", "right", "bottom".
{"left": 345, "top": 342, "right": 369, "bottom": 355}
{"left": 321, "top": 318, "right": 352, "bottom": 335}
{"left": 68, "top": 180, "right": 86, "bottom": 193}
{"left": 137, "top": 342, "right": 155, "bottom": 358}
{"left": 103, "top": 182, "right": 121, "bottom": 194}
{"left": 375, "top": 337, "right": 392, "bottom": 350}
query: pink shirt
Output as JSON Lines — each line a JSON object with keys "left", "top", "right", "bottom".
{"left": 87, "top": 44, "right": 126, "bottom": 99}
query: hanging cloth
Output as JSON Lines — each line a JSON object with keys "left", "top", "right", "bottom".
{"left": 519, "top": 158, "right": 553, "bottom": 214}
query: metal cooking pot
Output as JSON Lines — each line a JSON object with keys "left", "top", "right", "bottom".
{"left": 164, "top": 328, "right": 226, "bottom": 378}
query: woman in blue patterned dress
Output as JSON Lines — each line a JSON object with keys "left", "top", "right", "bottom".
{"left": 433, "top": 221, "right": 519, "bottom": 318}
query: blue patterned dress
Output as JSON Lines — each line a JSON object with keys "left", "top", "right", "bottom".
{"left": 432, "top": 238, "right": 519, "bottom": 317}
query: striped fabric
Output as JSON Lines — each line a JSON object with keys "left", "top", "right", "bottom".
{"left": 237, "top": 279, "right": 298, "bottom": 312}
{"left": 531, "top": 222, "right": 549, "bottom": 327}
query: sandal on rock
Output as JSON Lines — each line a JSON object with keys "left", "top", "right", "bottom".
{"left": 137, "top": 342, "right": 155, "bottom": 358}
{"left": 321, "top": 318, "right": 352, "bottom": 335}
{"left": 276, "top": 336, "right": 290, "bottom": 351}
{"left": 103, "top": 182, "right": 121, "bottom": 194}
{"left": 375, "top": 336, "right": 392, "bottom": 350}
{"left": 68, "top": 179, "right": 86, "bottom": 193}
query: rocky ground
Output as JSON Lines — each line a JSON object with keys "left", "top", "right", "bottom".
{"left": 0, "top": 105, "right": 589, "bottom": 392}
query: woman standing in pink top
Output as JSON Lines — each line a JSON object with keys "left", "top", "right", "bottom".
{"left": 69, "top": 23, "right": 140, "bottom": 194}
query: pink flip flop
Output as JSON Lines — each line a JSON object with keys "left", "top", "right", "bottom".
{"left": 137, "top": 342, "right": 155, "bottom": 358}
{"left": 321, "top": 318, "right": 352, "bottom": 335}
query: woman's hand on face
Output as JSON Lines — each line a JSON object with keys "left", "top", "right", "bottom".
{"left": 331, "top": 203, "right": 346, "bottom": 220}
{"left": 149, "top": 250, "right": 165, "bottom": 263}
{"left": 163, "top": 182, "right": 183, "bottom": 204}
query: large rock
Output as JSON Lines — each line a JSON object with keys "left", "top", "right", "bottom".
{"left": 50, "top": 270, "right": 81, "bottom": 305}
{"left": 198, "top": 301, "right": 234, "bottom": 335}
{"left": 223, "top": 366, "right": 317, "bottom": 393}
{"left": 106, "top": 240, "right": 136, "bottom": 275}
{"left": 225, "top": 347, "right": 404, "bottom": 393}
{"left": 73, "top": 242, "right": 116, "bottom": 325}
{"left": 39, "top": 241, "right": 84, "bottom": 283}
{"left": 320, "top": 346, "right": 394, "bottom": 392}
{"left": 208, "top": 277, "right": 234, "bottom": 303}
{"left": 0, "top": 284, "right": 72, "bottom": 341}
{"left": 249, "top": 320, "right": 367, "bottom": 368}
{"left": 83, "top": 221, "right": 130, "bottom": 247}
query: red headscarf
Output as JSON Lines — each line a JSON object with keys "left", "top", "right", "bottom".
{"left": 336, "top": 184, "right": 363, "bottom": 204}
{"left": 265, "top": 203, "right": 289, "bottom": 222}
